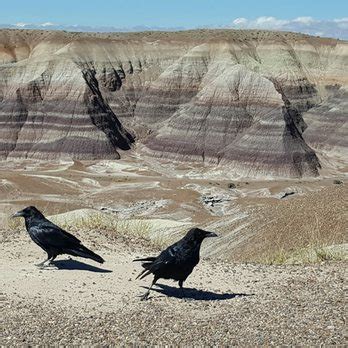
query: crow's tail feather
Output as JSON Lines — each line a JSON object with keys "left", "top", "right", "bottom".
{"left": 134, "top": 256, "right": 156, "bottom": 280}
{"left": 68, "top": 244, "right": 105, "bottom": 264}
{"left": 133, "top": 257, "right": 156, "bottom": 262}
{"left": 136, "top": 269, "right": 152, "bottom": 280}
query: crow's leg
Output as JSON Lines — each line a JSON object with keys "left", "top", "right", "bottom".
{"left": 36, "top": 253, "right": 56, "bottom": 268}
{"left": 45, "top": 255, "right": 58, "bottom": 268}
{"left": 36, "top": 253, "right": 52, "bottom": 267}
{"left": 179, "top": 280, "right": 186, "bottom": 298}
{"left": 179, "top": 280, "right": 193, "bottom": 301}
{"left": 140, "top": 277, "right": 158, "bottom": 301}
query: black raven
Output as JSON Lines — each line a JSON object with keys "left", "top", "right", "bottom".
{"left": 133, "top": 227, "right": 217, "bottom": 300}
{"left": 12, "top": 206, "right": 104, "bottom": 267}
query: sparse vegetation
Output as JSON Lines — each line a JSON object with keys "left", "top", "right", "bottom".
{"left": 5, "top": 215, "right": 25, "bottom": 232}
{"left": 68, "top": 214, "right": 168, "bottom": 250}
{"left": 260, "top": 212, "right": 346, "bottom": 265}
{"left": 215, "top": 184, "right": 348, "bottom": 265}
{"left": 263, "top": 244, "right": 346, "bottom": 265}
{"left": 53, "top": 212, "right": 158, "bottom": 244}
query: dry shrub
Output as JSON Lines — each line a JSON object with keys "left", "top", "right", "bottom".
{"left": 5, "top": 215, "right": 25, "bottom": 232}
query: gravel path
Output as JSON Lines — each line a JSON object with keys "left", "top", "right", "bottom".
{"left": 1, "top": 230, "right": 346, "bottom": 346}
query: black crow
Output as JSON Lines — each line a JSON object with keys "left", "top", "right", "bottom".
{"left": 12, "top": 206, "right": 104, "bottom": 267}
{"left": 133, "top": 227, "right": 217, "bottom": 300}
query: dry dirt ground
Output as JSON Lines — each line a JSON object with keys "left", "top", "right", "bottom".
{"left": 0, "top": 228, "right": 346, "bottom": 346}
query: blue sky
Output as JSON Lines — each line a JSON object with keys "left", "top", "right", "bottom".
{"left": 1, "top": 0, "right": 348, "bottom": 38}
{"left": 0, "top": 0, "right": 347, "bottom": 27}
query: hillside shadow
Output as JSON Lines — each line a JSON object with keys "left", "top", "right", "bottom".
{"left": 145, "top": 283, "right": 253, "bottom": 301}
{"left": 52, "top": 259, "right": 112, "bottom": 273}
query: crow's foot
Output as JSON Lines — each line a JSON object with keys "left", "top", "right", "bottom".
{"left": 139, "top": 292, "right": 150, "bottom": 301}
{"left": 36, "top": 260, "right": 56, "bottom": 269}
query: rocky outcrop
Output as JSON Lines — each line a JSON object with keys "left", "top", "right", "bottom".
{"left": 0, "top": 29, "right": 347, "bottom": 177}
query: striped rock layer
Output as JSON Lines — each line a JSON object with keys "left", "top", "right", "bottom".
{"left": 0, "top": 29, "right": 347, "bottom": 177}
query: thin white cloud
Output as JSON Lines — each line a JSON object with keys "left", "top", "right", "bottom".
{"left": 15, "top": 22, "right": 29, "bottom": 27}
{"left": 40, "top": 22, "right": 55, "bottom": 27}
{"left": 254, "top": 16, "right": 290, "bottom": 29}
{"left": 230, "top": 17, "right": 348, "bottom": 39}
{"left": 333, "top": 18, "right": 348, "bottom": 30}
{"left": 232, "top": 18, "right": 248, "bottom": 26}
{"left": 333, "top": 18, "right": 348, "bottom": 23}
{"left": 293, "top": 17, "right": 316, "bottom": 25}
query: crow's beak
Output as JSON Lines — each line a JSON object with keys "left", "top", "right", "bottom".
{"left": 12, "top": 211, "right": 24, "bottom": 218}
{"left": 206, "top": 231, "right": 218, "bottom": 238}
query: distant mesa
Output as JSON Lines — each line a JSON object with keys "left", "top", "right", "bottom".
{"left": 0, "top": 29, "right": 347, "bottom": 178}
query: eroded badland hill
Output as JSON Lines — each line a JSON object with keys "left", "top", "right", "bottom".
{"left": 1, "top": 29, "right": 347, "bottom": 178}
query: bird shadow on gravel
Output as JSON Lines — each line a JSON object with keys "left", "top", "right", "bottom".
{"left": 146, "top": 284, "right": 253, "bottom": 301}
{"left": 52, "top": 259, "right": 112, "bottom": 273}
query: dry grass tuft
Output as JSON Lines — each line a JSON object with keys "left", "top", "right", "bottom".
{"left": 5, "top": 216, "right": 25, "bottom": 232}
{"left": 51, "top": 212, "right": 153, "bottom": 242}
{"left": 56, "top": 212, "right": 170, "bottom": 250}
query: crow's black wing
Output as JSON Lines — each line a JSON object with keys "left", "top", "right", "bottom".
{"left": 28, "top": 218, "right": 104, "bottom": 263}
{"left": 137, "top": 240, "right": 191, "bottom": 280}
{"left": 156, "top": 242, "right": 184, "bottom": 264}
{"left": 29, "top": 219, "right": 81, "bottom": 249}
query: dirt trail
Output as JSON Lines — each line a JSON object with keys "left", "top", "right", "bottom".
{"left": 1, "top": 230, "right": 346, "bottom": 346}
